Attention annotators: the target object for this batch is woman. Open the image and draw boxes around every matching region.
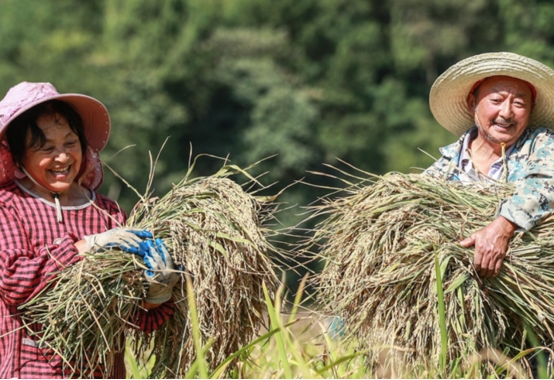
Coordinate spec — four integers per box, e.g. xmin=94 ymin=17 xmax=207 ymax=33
xmin=0 ymin=82 xmax=179 ymax=378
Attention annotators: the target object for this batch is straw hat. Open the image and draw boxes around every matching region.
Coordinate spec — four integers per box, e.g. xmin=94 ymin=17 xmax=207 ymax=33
xmin=429 ymin=52 xmax=554 ymax=136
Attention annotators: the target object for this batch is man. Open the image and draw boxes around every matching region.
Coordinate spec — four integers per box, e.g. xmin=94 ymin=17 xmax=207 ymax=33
xmin=426 ymin=52 xmax=554 ymax=278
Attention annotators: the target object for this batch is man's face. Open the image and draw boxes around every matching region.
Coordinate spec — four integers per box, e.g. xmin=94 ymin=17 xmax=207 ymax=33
xmin=467 ymin=76 xmax=534 ymax=147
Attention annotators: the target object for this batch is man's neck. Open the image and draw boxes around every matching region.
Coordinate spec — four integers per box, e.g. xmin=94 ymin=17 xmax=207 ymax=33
xmin=467 ymin=133 xmax=509 ymax=175
xmin=469 ymin=133 xmax=506 ymax=160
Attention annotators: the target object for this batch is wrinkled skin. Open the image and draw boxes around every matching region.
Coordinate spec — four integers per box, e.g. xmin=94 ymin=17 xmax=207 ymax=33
xmin=460 ymin=216 xmax=517 ymax=278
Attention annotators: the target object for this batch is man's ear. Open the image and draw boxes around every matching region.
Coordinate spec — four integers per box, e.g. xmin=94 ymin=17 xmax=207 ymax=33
xmin=467 ymin=93 xmax=477 ymax=115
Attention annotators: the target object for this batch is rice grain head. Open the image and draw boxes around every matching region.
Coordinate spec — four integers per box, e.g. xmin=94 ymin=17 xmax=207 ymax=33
xmin=310 ymin=172 xmax=554 ymax=376
xmin=21 ymin=168 xmax=283 ymax=378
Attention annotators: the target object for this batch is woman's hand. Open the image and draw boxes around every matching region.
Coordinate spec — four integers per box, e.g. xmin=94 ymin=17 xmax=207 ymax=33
xmin=137 ymin=238 xmax=180 ymax=304
xmin=83 ymin=228 xmax=153 ymax=253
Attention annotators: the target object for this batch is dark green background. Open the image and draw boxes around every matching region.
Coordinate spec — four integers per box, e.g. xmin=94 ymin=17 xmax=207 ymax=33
xmin=2 ymin=0 xmax=552 ymax=288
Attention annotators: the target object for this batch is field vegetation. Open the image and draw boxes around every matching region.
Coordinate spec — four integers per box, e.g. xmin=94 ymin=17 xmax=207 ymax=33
xmin=4 ymin=2 xmax=554 ymax=377
xmin=124 ymin=273 xmax=550 ymax=379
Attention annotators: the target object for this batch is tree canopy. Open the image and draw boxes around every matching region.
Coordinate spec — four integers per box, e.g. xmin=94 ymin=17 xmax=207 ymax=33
xmin=0 ymin=0 xmax=551 ymax=235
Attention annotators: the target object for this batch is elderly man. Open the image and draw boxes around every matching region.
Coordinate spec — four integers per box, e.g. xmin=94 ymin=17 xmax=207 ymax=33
xmin=425 ymin=52 xmax=554 ymax=279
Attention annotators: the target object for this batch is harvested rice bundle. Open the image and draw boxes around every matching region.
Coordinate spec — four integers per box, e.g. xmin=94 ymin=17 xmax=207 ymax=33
xmin=310 ymin=172 xmax=554 ymax=370
xmin=128 ymin=169 xmax=281 ymax=377
xmin=22 ymin=250 xmax=147 ymax=376
xmin=21 ymin=164 xmax=281 ymax=377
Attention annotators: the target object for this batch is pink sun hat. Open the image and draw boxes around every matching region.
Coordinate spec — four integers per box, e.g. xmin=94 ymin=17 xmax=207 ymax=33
xmin=0 ymin=82 xmax=111 ymax=190
xmin=0 ymin=82 xmax=110 ymax=151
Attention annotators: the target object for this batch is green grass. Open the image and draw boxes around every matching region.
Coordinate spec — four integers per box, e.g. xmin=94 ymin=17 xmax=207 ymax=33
xmin=124 ymin=277 xmax=550 ymax=379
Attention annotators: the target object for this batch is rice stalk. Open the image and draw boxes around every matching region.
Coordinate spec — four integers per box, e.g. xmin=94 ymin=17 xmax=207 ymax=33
xmin=309 ymin=171 xmax=554 ymax=375
xmin=22 ymin=250 xmax=146 ymax=376
xmin=21 ymin=162 xmax=282 ymax=378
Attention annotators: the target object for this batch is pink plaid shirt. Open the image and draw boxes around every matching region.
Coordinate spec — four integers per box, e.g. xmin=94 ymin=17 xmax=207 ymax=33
xmin=0 ymin=181 xmax=173 ymax=378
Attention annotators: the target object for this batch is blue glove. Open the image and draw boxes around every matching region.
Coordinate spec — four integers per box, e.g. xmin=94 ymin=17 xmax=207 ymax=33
xmin=134 ymin=238 xmax=180 ymax=304
xmin=84 ymin=228 xmax=153 ymax=253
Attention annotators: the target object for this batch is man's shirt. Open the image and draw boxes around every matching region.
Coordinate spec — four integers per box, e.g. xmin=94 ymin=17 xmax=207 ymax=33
xmin=457 ymin=127 xmax=517 ymax=184
xmin=425 ymin=127 xmax=554 ymax=231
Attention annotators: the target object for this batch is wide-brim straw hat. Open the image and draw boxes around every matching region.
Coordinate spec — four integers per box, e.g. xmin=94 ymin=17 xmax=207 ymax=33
xmin=0 ymin=82 xmax=110 ymax=152
xmin=429 ymin=52 xmax=554 ymax=136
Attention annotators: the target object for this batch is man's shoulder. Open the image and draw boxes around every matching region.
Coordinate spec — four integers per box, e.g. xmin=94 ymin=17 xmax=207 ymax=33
xmin=439 ymin=133 xmax=466 ymax=158
xmin=526 ymin=127 xmax=554 ymax=139
xmin=509 ymin=127 xmax=554 ymax=179
xmin=518 ymin=127 xmax=554 ymax=153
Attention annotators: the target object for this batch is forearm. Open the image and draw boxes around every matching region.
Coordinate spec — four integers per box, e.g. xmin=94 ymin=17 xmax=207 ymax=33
xmin=492 ymin=216 xmax=517 ymax=238
xmin=0 ymin=236 xmax=82 ymax=305
xmin=74 ymin=239 xmax=87 ymax=254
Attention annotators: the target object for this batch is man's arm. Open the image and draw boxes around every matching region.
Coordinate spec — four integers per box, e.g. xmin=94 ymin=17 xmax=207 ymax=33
xmin=461 ymin=128 xmax=554 ymax=277
xmin=498 ymin=129 xmax=554 ymax=229
xmin=459 ymin=216 xmax=517 ymax=277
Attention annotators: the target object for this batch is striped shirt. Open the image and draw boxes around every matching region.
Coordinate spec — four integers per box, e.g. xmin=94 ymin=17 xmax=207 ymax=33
xmin=0 ymin=180 xmax=173 ymax=378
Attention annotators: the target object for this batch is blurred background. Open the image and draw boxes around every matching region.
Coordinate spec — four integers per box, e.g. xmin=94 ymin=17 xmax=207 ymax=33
xmin=2 ymin=0 xmax=553 ymax=291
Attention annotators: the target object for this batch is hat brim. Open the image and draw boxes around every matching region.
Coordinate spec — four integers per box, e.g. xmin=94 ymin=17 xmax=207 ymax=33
xmin=0 ymin=93 xmax=110 ymax=152
xmin=429 ymin=52 xmax=554 ymax=136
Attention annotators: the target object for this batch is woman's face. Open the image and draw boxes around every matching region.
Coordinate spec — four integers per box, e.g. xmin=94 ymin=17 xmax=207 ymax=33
xmin=21 ymin=113 xmax=83 ymax=196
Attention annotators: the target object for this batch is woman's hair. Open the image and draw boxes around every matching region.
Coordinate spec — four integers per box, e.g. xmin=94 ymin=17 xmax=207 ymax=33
xmin=6 ymin=100 xmax=88 ymax=167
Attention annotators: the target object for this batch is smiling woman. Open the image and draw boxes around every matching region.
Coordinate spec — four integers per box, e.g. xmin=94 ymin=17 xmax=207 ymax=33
xmin=6 ymin=101 xmax=88 ymax=210
xmin=0 ymin=82 xmax=179 ymax=379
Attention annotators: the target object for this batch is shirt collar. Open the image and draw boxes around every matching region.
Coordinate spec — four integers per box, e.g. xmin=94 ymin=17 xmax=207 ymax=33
xmin=439 ymin=126 xmax=533 ymax=160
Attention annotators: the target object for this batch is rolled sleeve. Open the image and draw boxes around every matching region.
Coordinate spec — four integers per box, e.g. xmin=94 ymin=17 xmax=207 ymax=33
xmin=133 ymin=300 xmax=174 ymax=334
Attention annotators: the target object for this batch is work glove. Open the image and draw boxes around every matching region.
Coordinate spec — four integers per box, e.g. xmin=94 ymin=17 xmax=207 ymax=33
xmin=135 ymin=238 xmax=180 ymax=304
xmin=83 ymin=228 xmax=153 ymax=254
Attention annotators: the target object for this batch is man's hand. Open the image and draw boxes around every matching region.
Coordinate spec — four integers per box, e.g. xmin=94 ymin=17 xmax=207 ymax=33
xmin=459 ymin=216 xmax=517 ymax=278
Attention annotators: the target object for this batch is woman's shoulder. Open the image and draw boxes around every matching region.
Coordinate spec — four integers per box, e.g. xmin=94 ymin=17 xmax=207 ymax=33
xmin=0 ymin=180 xmax=24 ymax=204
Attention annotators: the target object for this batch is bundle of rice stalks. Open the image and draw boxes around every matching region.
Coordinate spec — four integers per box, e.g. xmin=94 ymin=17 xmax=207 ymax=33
xmin=22 ymin=251 xmax=147 ymax=376
xmin=21 ymin=162 xmax=282 ymax=377
xmin=309 ymin=171 xmax=554 ymax=372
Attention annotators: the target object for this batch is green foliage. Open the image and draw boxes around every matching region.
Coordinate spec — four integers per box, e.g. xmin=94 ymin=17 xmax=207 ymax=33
xmin=3 ymin=0 xmax=554 ymax=288
xmin=124 ymin=275 xmax=543 ymax=379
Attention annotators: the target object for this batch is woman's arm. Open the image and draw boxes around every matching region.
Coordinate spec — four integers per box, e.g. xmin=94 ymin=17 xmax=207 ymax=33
xmin=0 ymin=205 xmax=82 ymax=306
xmin=133 ymin=300 xmax=175 ymax=334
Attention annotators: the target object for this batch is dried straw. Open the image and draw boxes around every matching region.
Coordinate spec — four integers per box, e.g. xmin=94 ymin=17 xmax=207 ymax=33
xmin=128 ymin=168 xmax=281 ymax=377
xmin=309 ymin=171 xmax=554 ymax=371
xmin=21 ymin=163 xmax=282 ymax=378
xmin=22 ymin=250 xmax=146 ymax=376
